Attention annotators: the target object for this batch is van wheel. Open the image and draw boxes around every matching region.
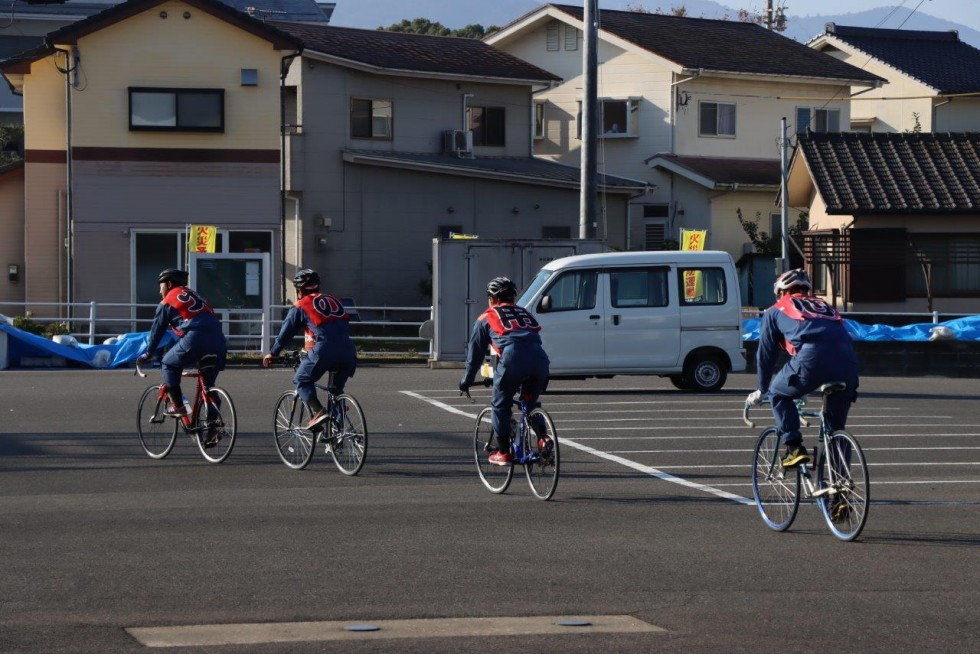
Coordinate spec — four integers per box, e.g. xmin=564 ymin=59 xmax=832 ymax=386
xmin=685 ymin=355 xmax=727 ymax=392
xmin=669 ymin=375 xmax=690 ymax=390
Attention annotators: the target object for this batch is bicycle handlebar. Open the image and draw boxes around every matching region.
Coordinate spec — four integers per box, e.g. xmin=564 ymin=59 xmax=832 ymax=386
xmin=742 ymin=398 xmax=810 ymax=429
xmin=459 ymin=378 xmax=492 ymax=403
xmin=135 ymin=358 xmax=148 ymax=378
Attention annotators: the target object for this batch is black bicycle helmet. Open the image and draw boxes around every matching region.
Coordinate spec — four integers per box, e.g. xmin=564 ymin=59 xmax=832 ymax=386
xmin=486 ymin=276 xmax=517 ymax=299
xmin=293 ymin=268 xmax=321 ymax=291
xmin=158 ymin=268 xmax=188 ymax=286
xmin=773 ymin=268 xmax=812 ymax=295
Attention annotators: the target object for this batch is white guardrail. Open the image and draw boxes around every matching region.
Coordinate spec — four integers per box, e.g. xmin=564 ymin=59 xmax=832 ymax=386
xmin=0 ymin=301 xmax=434 ymax=358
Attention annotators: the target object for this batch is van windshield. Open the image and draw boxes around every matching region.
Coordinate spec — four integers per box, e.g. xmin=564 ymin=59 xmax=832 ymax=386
xmin=517 ymin=270 xmax=553 ymax=308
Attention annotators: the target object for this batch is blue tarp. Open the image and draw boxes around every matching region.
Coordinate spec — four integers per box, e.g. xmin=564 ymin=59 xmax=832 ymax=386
xmin=742 ymin=315 xmax=980 ymax=342
xmin=0 ymin=323 xmax=175 ymax=369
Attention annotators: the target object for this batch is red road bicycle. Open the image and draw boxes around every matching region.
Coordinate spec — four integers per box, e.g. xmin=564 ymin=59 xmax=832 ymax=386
xmin=135 ymin=355 xmax=237 ymax=463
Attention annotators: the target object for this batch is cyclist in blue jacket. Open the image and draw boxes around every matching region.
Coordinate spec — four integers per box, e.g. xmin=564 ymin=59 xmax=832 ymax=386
xmin=747 ymin=268 xmax=859 ymax=468
xmin=138 ymin=268 xmax=227 ymax=429
xmin=262 ymin=269 xmax=357 ymax=430
xmin=460 ymin=277 xmax=550 ymax=465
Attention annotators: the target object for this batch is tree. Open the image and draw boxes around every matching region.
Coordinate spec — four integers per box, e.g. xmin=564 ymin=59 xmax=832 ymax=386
xmin=0 ymin=124 xmax=23 ymax=165
xmin=379 ymin=18 xmax=499 ymax=39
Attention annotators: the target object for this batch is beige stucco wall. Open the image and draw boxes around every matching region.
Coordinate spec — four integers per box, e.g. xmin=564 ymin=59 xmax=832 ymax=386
xmin=816 ymin=40 xmax=980 ymax=134
xmin=0 ymin=166 xmax=25 ymax=304
xmin=62 ymin=1 xmax=283 ymax=150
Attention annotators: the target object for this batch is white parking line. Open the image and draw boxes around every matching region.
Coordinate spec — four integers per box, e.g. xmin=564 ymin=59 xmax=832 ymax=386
xmin=400 ymin=390 xmax=754 ymax=505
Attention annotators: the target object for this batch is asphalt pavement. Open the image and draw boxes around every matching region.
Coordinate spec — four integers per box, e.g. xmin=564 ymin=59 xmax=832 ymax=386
xmin=1 ymin=365 xmax=979 ymax=652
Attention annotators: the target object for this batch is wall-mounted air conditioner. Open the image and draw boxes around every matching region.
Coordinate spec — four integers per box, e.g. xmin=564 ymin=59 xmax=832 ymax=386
xmin=443 ymin=129 xmax=473 ymax=157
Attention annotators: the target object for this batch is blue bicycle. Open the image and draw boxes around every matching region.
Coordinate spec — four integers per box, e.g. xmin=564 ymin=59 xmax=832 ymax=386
xmin=744 ymin=381 xmax=870 ymax=542
xmin=463 ymin=381 xmax=559 ymax=501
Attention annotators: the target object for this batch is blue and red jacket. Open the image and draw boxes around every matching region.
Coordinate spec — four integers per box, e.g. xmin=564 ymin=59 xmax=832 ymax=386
xmin=463 ymin=303 xmax=545 ymax=384
xmin=270 ymin=292 xmax=353 ymax=356
xmin=146 ymin=286 xmax=222 ymax=353
xmin=757 ymin=293 xmax=854 ymax=391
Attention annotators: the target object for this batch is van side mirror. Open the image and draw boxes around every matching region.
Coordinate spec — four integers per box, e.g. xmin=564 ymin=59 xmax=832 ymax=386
xmin=538 ymin=295 xmax=552 ymax=313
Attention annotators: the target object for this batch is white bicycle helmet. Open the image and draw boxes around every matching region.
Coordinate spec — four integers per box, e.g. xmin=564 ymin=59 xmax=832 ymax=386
xmin=773 ymin=268 xmax=812 ymax=295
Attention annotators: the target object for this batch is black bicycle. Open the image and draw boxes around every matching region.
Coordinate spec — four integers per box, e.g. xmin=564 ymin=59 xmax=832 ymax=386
xmin=744 ymin=381 xmax=869 ymax=541
xmin=272 ymin=350 xmax=367 ymax=474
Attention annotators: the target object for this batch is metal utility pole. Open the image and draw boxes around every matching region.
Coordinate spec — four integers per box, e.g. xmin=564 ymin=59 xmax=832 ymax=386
xmin=579 ymin=0 xmax=598 ymax=239
xmin=778 ymin=116 xmax=790 ymax=273
xmin=765 ymin=0 xmax=773 ymax=30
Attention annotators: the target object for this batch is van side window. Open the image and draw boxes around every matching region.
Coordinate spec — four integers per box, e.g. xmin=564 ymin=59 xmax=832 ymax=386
xmin=610 ymin=268 xmax=668 ymax=308
xmin=544 ymin=270 xmax=597 ymax=311
xmin=678 ymin=267 xmax=727 ymax=305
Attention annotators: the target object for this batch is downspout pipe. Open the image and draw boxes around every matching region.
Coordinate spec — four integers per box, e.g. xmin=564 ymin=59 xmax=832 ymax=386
xmin=280 ymin=50 xmax=301 ymax=304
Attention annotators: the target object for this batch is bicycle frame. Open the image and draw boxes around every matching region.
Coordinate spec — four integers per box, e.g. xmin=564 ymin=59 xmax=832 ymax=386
xmin=135 ymin=361 xmax=209 ymax=434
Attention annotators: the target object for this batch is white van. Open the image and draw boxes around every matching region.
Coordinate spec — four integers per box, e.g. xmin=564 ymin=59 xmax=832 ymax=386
xmin=517 ymin=250 xmax=745 ymax=391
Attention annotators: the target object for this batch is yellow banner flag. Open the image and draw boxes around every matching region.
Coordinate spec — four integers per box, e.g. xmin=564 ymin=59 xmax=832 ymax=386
xmin=190 ymin=225 xmax=217 ymax=253
xmin=680 ymin=229 xmax=707 ymax=301
xmin=680 ymin=229 xmax=707 ymax=251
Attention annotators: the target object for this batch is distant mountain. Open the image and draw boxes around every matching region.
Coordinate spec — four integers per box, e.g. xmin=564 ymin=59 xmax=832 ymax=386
xmin=330 ymin=1 xmax=980 ymax=49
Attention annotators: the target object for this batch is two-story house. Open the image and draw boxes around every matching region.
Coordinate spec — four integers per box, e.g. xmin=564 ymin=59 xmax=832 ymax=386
xmin=809 ymin=24 xmax=980 ymax=134
xmin=1 ymin=0 xmax=304 ymax=321
xmin=486 ymin=4 xmax=882 ymax=261
xmin=269 ymin=22 xmax=647 ymax=306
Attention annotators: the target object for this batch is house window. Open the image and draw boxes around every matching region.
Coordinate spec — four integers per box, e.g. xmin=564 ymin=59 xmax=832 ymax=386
xmin=542 ymin=225 xmax=571 ymax=239
xmin=795 ymin=107 xmax=840 ymax=134
xmin=546 ymin=22 xmax=560 ymax=51
xmin=576 ymin=99 xmax=640 ymax=138
xmin=467 ymin=106 xmax=505 ymax=147
xmin=643 ymin=204 xmax=669 ymax=251
xmin=698 ymin=101 xmax=736 ymax=137
xmin=351 ymin=98 xmax=393 ymax=139
xmin=129 ymin=88 xmax=224 ymax=132
xmin=534 ymin=101 xmax=547 ymax=140
xmin=906 ymin=234 xmax=980 ymax=297
xmin=564 ymin=25 xmax=580 ymax=50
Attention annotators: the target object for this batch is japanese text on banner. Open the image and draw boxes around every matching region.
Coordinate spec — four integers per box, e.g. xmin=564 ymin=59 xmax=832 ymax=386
xmin=680 ymin=229 xmax=707 ymax=301
xmin=190 ymin=225 xmax=217 ymax=253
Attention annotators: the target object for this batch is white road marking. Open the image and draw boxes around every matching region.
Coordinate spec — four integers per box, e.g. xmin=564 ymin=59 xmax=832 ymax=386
xmin=401 ymin=391 xmax=753 ymax=505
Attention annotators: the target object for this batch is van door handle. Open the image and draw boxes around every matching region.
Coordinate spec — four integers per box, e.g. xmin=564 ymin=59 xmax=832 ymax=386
xmin=611 ymin=314 xmax=620 ymax=326
xmin=589 ymin=314 xmax=600 ymax=320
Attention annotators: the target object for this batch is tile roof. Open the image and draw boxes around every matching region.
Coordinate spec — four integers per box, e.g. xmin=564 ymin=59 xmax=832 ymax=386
xmin=821 ymin=24 xmax=980 ymax=94
xmin=5 ymin=1 xmax=112 ymax=19
xmin=797 ymin=132 xmax=980 ymax=215
xmin=272 ymin=22 xmax=561 ymax=83
xmin=548 ymin=4 xmax=881 ymax=84
xmin=648 ymin=154 xmax=780 ymax=188
xmin=342 ymin=150 xmax=648 ymax=192
xmin=8 ymin=0 xmax=327 ymax=22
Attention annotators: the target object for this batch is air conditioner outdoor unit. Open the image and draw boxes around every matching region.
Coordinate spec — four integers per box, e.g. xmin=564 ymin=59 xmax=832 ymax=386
xmin=443 ymin=129 xmax=473 ymax=156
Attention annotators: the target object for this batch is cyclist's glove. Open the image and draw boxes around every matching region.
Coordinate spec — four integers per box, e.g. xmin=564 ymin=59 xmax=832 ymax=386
xmin=746 ymin=389 xmax=764 ymax=406
xmin=137 ymin=353 xmax=151 ymax=365
xmin=458 ymin=378 xmax=472 ymax=393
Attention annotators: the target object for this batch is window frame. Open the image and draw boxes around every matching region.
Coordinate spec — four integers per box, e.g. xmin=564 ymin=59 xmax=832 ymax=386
xmin=698 ymin=100 xmax=736 ymax=138
xmin=795 ymin=106 xmax=841 ymax=134
xmin=541 ymin=269 xmax=598 ymax=312
xmin=467 ymin=105 xmax=506 ymax=147
xmin=534 ymin=101 xmax=547 ymax=140
xmin=677 ymin=266 xmax=729 ymax=306
xmin=576 ymin=98 xmax=640 ymax=139
xmin=128 ymin=87 xmax=225 ymax=133
xmin=610 ymin=267 xmax=670 ymax=308
xmin=350 ymin=97 xmax=394 ymax=141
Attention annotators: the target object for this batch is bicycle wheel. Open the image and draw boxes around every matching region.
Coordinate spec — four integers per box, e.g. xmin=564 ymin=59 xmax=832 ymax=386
xmin=817 ymin=430 xmax=870 ymax=542
xmin=525 ymin=408 xmax=559 ymax=500
xmin=752 ymin=427 xmax=800 ymax=531
xmin=473 ymin=407 xmax=513 ymax=494
xmin=195 ymin=387 xmax=237 ymax=464
xmin=274 ymin=391 xmax=316 ymax=470
xmin=137 ymin=384 xmax=178 ymax=459
xmin=328 ymin=394 xmax=368 ymax=476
